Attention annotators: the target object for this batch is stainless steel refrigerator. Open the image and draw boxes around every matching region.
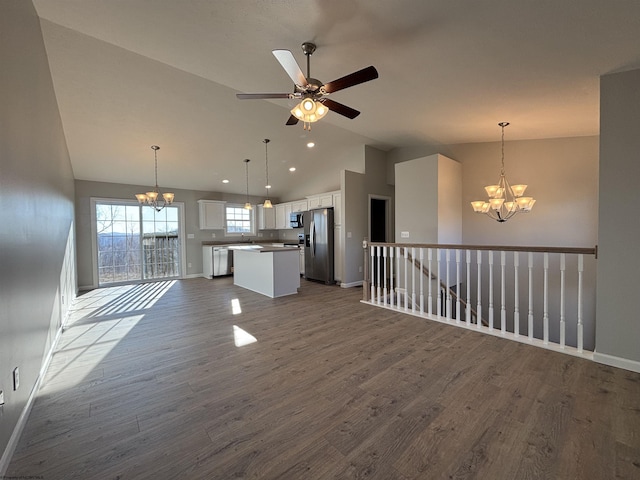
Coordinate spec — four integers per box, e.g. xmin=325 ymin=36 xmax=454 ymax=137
xmin=303 ymin=207 xmax=334 ymax=284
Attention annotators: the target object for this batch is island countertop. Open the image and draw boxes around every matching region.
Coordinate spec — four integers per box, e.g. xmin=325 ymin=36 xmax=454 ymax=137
xmin=228 ymin=245 xmax=299 ymax=253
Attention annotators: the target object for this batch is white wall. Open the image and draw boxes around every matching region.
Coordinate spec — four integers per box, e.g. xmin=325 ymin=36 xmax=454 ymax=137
xmin=595 ymin=67 xmax=640 ymax=368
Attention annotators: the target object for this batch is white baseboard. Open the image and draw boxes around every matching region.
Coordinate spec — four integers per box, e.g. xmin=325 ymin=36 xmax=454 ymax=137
xmin=0 ymin=326 xmax=63 ymax=476
xmin=593 ymin=351 xmax=640 ymax=373
xmin=340 ymin=280 xmax=363 ymax=288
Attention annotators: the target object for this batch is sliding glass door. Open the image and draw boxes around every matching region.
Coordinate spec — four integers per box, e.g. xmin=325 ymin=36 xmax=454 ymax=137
xmin=94 ymin=200 xmax=181 ymax=286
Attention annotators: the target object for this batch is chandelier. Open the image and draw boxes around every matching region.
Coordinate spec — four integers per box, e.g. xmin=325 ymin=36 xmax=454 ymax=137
xmin=243 ymin=159 xmax=252 ymax=210
xmin=262 ymin=139 xmax=273 ymax=208
xmin=470 ymin=122 xmax=536 ymax=222
xmin=290 ymin=98 xmax=328 ymax=131
xmin=135 ymin=145 xmax=175 ymax=212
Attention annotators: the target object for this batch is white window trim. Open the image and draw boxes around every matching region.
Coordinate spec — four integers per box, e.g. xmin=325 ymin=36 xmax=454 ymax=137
xmin=224 ymin=203 xmax=256 ymax=237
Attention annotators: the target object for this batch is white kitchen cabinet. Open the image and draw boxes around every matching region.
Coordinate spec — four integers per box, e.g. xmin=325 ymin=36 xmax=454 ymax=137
xmin=290 ymin=200 xmax=308 ymax=213
xmin=257 ymin=205 xmax=276 ymax=230
xmin=306 ymin=193 xmax=334 ymax=209
xmin=275 ymin=202 xmax=292 ymax=229
xmin=198 ymin=200 xmax=226 ymax=230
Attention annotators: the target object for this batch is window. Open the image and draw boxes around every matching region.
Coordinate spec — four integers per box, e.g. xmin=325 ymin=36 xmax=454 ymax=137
xmin=225 ymin=204 xmax=255 ymax=236
xmin=93 ymin=200 xmax=183 ymax=286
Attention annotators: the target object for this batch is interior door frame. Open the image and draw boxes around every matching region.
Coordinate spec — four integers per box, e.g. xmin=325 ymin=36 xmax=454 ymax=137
xmin=368 ymin=194 xmax=392 ymax=243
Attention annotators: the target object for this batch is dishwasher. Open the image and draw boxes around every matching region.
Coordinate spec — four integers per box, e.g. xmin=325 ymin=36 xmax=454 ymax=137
xmin=202 ymin=246 xmax=233 ymax=278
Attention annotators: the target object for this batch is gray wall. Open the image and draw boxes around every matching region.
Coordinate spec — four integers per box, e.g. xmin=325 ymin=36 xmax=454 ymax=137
xmin=596 ymin=68 xmax=640 ymax=366
xmin=388 ymin=135 xmax=599 ymax=248
xmin=0 ymin=0 xmax=76 ymax=467
xmin=75 ymin=180 xmax=277 ymax=289
xmin=342 ymin=146 xmax=395 ymax=286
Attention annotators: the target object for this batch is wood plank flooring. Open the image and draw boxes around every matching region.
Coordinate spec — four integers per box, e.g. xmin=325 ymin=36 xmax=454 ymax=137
xmin=7 ymin=277 xmax=640 ymax=479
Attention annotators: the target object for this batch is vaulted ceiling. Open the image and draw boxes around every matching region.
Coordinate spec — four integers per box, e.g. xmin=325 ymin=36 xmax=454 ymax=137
xmin=33 ymin=0 xmax=640 ymax=198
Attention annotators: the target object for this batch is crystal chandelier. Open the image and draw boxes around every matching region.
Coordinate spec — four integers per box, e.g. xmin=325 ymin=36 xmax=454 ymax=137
xmin=262 ymin=139 xmax=273 ymax=208
xmin=243 ymin=159 xmax=252 ymax=210
xmin=135 ymin=145 xmax=175 ymax=212
xmin=471 ymin=122 xmax=536 ymax=222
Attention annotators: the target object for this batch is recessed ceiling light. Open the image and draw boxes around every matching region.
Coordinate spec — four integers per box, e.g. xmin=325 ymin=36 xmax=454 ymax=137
xmin=307 ymin=142 xmax=315 ymax=148
xmin=289 ymin=167 xmax=296 ymax=172
xmin=222 ymin=179 xmax=229 ymax=183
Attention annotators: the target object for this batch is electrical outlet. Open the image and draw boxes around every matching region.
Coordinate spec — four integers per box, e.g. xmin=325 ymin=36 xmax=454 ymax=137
xmin=188 ymin=262 xmax=192 ymax=268
xmin=211 ymin=233 xmax=216 ymax=238
xmin=401 ymin=231 xmax=410 ymax=238
xmin=187 ymin=233 xmax=195 ymax=239
xmin=13 ymin=367 xmax=19 ymax=391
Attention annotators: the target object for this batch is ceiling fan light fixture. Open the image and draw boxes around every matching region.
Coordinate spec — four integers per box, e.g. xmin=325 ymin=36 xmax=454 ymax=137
xmin=291 ymin=98 xmax=328 ymax=130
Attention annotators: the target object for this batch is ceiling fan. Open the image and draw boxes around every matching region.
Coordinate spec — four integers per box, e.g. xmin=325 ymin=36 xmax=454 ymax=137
xmin=236 ymin=42 xmax=378 ymax=129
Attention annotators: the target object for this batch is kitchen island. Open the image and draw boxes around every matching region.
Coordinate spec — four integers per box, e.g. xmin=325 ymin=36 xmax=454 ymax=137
xmin=230 ymin=245 xmax=300 ymax=298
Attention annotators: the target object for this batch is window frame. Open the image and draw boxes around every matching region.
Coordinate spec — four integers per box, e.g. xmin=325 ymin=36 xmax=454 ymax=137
xmin=224 ymin=203 xmax=256 ymax=237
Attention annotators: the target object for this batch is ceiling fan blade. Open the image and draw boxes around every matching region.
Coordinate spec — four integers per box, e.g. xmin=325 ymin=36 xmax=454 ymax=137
xmin=323 ymin=66 xmax=379 ymax=94
xmin=322 ymin=99 xmax=360 ymax=119
xmin=286 ymin=115 xmax=299 ymax=126
xmin=236 ymin=93 xmax=292 ymax=99
xmin=273 ymin=49 xmax=307 ymax=86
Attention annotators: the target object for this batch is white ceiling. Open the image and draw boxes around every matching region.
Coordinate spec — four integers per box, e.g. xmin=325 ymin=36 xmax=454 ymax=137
xmin=33 ymin=0 xmax=640 ymax=198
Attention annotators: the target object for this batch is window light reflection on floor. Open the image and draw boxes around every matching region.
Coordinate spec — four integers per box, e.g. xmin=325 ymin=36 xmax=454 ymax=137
xmin=231 ymin=298 xmax=242 ymax=315
xmin=233 ymin=325 xmax=257 ymax=347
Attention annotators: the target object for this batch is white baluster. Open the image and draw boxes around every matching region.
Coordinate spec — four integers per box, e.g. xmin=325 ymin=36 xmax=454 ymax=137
xmin=446 ymin=249 xmax=451 ymax=320
xmin=476 ymin=250 xmax=482 ymax=329
xmin=428 ymin=248 xmax=433 ymax=316
xmin=370 ymin=245 xmax=375 ymax=302
xmin=382 ymin=246 xmax=388 ymax=305
xmin=577 ymin=254 xmax=584 ymax=353
xmin=560 ymin=253 xmax=566 ymax=348
xmin=456 ymin=250 xmax=461 ymax=323
xmin=500 ymin=251 xmax=506 ymax=335
xmin=389 ymin=247 xmax=396 ymax=307
xmin=411 ymin=247 xmax=416 ymax=312
xmin=436 ymin=249 xmax=442 ymax=317
xmin=543 ymin=253 xmax=549 ymax=345
xmin=466 ymin=250 xmax=471 ymax=325
xmin=376 ymin=246 xmax=381 ymax=304
xmin=528 ymin=252 xmax=534 ymax=340
xmin=514 ymin=251 xmax=520 ymax=337
xmin=419 ymin=248 xmax=425 ymax=314
xmin=396 ymin=247 xmax=402 ymax=307
xmin=404 ymin=247 xmax=409 ymax=311
xmin=488 ymin=251 xmax=494 ymax=330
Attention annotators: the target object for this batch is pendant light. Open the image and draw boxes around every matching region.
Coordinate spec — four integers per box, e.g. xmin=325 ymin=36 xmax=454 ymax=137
xmin=470 ymin=122 xmax=536 ymax=222
xmin=262 ymin=139 xmax=273 ymax=208
xmin=243 ymin=159 xmax=252 ymax=210
xmin=135 ymin=145 xmax=175 ymax=211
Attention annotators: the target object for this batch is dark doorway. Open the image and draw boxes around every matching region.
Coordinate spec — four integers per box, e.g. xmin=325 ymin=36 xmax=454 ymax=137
xmin=370 ymin=198 xmax=387 ymax=242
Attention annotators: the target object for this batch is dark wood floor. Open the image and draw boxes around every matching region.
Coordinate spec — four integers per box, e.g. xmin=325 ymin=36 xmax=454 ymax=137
xmin=7 ymin=277 xmax=640 ymax=479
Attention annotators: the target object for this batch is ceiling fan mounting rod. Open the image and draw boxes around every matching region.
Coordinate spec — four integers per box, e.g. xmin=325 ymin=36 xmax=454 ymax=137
xmin=301 ymin=42 xmax=316 ymax=80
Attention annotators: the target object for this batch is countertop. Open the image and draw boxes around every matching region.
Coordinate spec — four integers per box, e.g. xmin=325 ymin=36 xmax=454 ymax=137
xmin=228 ymin=245 xmax=300 ymax=253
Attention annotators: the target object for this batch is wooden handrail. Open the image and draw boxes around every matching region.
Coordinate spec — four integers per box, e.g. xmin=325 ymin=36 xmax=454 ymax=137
xmin=368 ymin=242 xmax=597 ymax=257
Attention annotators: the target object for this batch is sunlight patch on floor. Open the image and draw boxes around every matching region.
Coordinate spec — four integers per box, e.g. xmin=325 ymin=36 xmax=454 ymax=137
xmin=233 ymin=325 xmax=257 ymax=347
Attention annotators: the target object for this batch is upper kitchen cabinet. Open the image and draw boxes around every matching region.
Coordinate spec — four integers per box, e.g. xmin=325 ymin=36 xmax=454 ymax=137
xmin=275 ymin=202 xmax=292 ymax=229
xmin=306 ymin=193 xmax=334 ymax=209
xmin=198 ymin=200 xmax=226 ymax=230
xmin=290 ymin=200 xmax=308 ymax=213
xmin=257 ymin=204 xmax=276 ymax=230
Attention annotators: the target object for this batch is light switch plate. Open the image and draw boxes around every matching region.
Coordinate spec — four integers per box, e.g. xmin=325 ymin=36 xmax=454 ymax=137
xmin=401 ymin=231 xmax=410 ymax=238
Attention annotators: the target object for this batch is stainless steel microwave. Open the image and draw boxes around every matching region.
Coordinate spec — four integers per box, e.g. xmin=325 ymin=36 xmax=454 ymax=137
xmin=290 ymin=212 xmax=304 ymax=228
